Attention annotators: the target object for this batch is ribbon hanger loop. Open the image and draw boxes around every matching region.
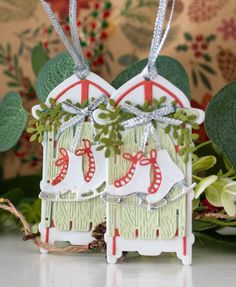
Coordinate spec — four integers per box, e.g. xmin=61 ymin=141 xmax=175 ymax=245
xmin=40 ymin=0 xmax=89 ymax=79
xmin=142 ymin=0 xmax=176 ymax=80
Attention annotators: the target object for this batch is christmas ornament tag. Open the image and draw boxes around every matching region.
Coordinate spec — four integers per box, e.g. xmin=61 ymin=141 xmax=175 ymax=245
xmin=94 ymin=0 xmax=205 ymax=264
xmin=32 ymin=0 xmax=115 ymax=248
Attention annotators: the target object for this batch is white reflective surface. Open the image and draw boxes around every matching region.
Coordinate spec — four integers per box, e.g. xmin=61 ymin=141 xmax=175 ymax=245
xmin=0 ymin=233 xmax=235 ymax=287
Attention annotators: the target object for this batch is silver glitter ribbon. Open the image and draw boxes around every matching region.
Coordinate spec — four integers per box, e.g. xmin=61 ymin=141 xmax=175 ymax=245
xmin=121 ymin=103 xmax=182 ymax=151
xmin=143 ymin=0 xmax=176 ymax=79
xmin=41 ymin=0 xmax=89 ymax=79
xmin=59 ymin=94 xmax=108 ymax=152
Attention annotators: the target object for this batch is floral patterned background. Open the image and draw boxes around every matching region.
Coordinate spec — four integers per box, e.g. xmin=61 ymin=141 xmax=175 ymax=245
xmin=0 ymin=0 xmax=236 ymax=178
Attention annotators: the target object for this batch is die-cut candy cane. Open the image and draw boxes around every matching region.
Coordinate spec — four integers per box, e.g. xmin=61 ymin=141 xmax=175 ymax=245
xmin=58 ymin=94 xmax=108 ymax=153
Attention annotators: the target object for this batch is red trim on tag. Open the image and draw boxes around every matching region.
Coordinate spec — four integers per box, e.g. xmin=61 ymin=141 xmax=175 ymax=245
xmin=112 ymin=236 xmax=116 ymax=256
xmin=45 ymin=227 xmax=49 ymax=244
xmin=144 ymin=80 xmax=153 ymax=104
xmin=81 ymin=80 xmax=89 ymax=103
xmin=115 ymin=228 xmax=120 ymax=237
xmin=115 ymin=80 xmax=184 ymax=107
xmin=54 ymin=79 xmax=111 ymax=103
xmin=183 ymin=236 xmax=187 ymax=256
xmin=175 ymin=145 xmax=180 ymax=153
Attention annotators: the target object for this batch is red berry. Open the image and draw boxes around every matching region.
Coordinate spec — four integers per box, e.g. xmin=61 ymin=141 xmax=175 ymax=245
xmin=92 ymin=60 xmax=98 ymax=67
xmin=103 ymin=10 xmax=110 ymax=18
xmin=90 ymin=37 xmax=95 ymax=43
xmin=195 ymin=51 xmax=202 ymax=58
xmin=97 ymin=55 xmax=104 ymax=65
xmin=192 ymin=43 xmax=198 ymax=50
xmin=94 ymin=2 xmax=100 ymax=9
xmin=90 ymin=21 xmax=96 ymax=29
xmin=100 ymin=31 xmax=107 ymax=40
xmin=64 ymin=24 xmax=70 ymax=32
xmin=196 ymin=35 xmax=203 ymax=41
xmin=77 ymin=21 xmax=81 ymax=27
xmin=43 ymin=42 xmax=48 ymax=49
xmin=201 ymin=43 xmax=208 ymax=50
xmin=86 ymin=51 xmax=92 ymax=58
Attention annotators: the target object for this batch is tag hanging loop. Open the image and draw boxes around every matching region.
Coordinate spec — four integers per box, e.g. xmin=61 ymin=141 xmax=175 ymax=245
xmin=41 ymin=0 xmax=89 ymax=79
xmin=142 ymin=0 xmax=176 ymax=80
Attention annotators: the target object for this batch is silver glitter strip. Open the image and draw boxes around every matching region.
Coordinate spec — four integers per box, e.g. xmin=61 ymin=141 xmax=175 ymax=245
xmin=59 ymin=95 xmax=108 ymax=151
xmin=71 ymin=118 xmax=85 ymax=153
xmin=121 ymin=104 xmax=182 ymax=128
xmin=40 ymin=0 xmax=89 ymax=79
xmin=61 ymin=102 xmax=82 ymax=114
xmin=69 ymin=0 xmax=89 ymax=78
xmin=120 ymin=103 xmax=182 ymax=151
xmin=142 ymin=0 xmax=176 ymax=79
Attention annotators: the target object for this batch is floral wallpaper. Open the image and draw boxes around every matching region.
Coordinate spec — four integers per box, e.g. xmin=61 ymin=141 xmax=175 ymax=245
xmin=0 ymin=0 xmax=235 ymax=178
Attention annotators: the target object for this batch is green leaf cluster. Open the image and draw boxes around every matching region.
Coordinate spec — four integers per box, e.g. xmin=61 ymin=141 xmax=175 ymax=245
xmin=27 ymin=98 xmax=88 ymax=143
xmin=94 ymin=99 xmax=124 ymax=157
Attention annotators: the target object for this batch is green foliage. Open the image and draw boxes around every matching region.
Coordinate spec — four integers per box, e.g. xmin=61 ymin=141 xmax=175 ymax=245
xmin=36 ymin=53 xmax=74 ymax=102
xmin=0 ymin=92 xmax=28 ymax=152
xmin=27 ymin=98 xmax=88 ymax=143
xmin=192 ymin=141 xmax=236 ymax=217
xmin=95 ymin=97 xmax=199 ymax=159
xmin=31 ymin=43 xmax=49 ymax=76
xmin=205 ymin=81 xmax=236 ymax=169
xmin=94 ymin=99 xmax=124 ymax=157
xmin=163 ymin=101 xmax=200 ymax=163
xmin=19 ymin=199 xmax=41 ymax=224
xmin=0 ymin=175 xmax=41 ymax=200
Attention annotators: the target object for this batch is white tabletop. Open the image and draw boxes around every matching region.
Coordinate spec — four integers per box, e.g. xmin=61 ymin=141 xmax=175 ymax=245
xmin=0 ymin=233 xmax=235 ymax=287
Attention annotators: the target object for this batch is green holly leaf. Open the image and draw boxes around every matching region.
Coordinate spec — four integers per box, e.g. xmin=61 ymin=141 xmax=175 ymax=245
xmin=205 ymin=81 xmax=236 ymax=168
xmin=31 ymin=43 xmax=49 ymax=76
xmin=184 ymin=32 xmax=193 ymax=41
xmin=111 ymin=56 xmax=191 ymax=99
xmin=199 ymin=70 xmax=212 ymax=90
xmin=0 ymin=92 xmax=28 ymax=152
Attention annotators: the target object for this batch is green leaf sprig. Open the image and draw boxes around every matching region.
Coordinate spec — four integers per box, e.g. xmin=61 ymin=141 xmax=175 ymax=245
xmin=27 ymin=98 xmax=88 ymax=143
xmin=94 ymin=96 xmax=200 ymax=159
xmin=165 ymin=103 xmax=200 ymax=163
xmin=94 ymin=99 xmax=124 ymax=157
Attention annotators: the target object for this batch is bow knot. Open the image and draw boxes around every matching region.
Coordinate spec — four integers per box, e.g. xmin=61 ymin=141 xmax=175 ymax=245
xmin=140 ymin=150 xmax=157 ymax=166
xmin=55 ymin=148 xmax=69 ymax=167
xmin=123 ymin=151 xmax=143 ymax=163
xmin=75 ymin=139 xmax=91 ymax=156
xmin=58 ymin=94 xmax=108 ymax=153
xmin=120 ymin=103 xmax=183 ymax=151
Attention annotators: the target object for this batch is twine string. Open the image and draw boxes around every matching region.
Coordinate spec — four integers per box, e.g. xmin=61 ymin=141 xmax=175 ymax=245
xmin=0 ymin=198 xmax=105 ymax=254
